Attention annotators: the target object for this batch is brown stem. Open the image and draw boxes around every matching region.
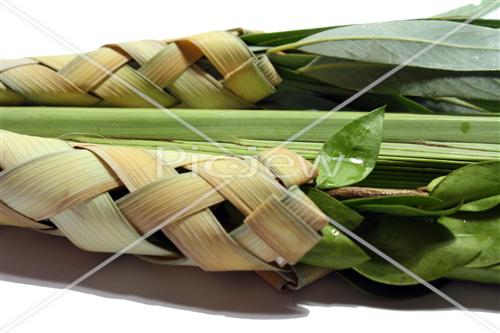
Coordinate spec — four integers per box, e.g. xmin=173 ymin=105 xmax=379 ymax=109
xmin=327 ymin=186 xmax=428 ymax=200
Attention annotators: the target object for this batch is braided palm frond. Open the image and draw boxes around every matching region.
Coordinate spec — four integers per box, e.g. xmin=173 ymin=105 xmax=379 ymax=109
xmin=0 ymin=130 xmax=332 ymax=289
xmin=0 ymin=31 xmax=281 ymax=109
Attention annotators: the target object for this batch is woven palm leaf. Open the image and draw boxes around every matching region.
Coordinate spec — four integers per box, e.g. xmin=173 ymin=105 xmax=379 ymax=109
xmin=0 ymin=31 xmax=280 ymax=108
xmin=0 ymin=130 xmax=332 ymax=289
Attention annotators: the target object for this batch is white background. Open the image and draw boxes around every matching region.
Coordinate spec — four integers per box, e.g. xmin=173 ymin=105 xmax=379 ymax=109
xmin=1 ymin=1 xmax=499 ymax=333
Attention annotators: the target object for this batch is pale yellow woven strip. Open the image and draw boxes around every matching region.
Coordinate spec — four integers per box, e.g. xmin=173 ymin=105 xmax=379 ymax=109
xmin=245 ymin=194 xmax=322 ymax=265
xmin=0 ymin=31 xmax=281 ymax=108
xmin=1 ymin=64 xmax=100 ymax=106
xmin=1 ymin=130 xmax=327 ymax=276
xmin=52 ymin=194 xmax=175 ymax=256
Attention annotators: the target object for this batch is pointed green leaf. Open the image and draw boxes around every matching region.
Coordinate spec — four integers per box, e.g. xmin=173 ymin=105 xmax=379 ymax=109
xmin=354 ymin=216 xmax=480 ymax=285
xmin=438 ymin=208 xmax=500 ymax=268
xmin=307 ymin=188 xmax=363 ymax=230
xmin=415 ymin=97 xmax=494 ymax=115
xmin=431 ymin=161 xmax=500 ymax=208
xmin=464 ymin=98 xmax=500 ymax=112
xmin=300 ymin=225 xmax=369 ymax=270
xmin=446 ymin=265 xmax=500 ymax=284
xmin=427 ymin=176 xmax=446 ymax=192
xmin=300 ymin=57 xmax=500 ymax=101
xmin=460 ymin=194 xmax=500 ymax=212
xmin=295 ymin=20 xmax=500 ymax=72
xmin=315 ymin=107 xmax=385 ymax=189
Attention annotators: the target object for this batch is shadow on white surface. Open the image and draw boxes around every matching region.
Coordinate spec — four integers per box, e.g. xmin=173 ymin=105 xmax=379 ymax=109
xmin=1 ymin=226 xmax=499 ymax=318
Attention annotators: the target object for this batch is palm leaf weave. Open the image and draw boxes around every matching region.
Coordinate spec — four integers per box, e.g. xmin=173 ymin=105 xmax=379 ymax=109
xmin=0 ymin=31 xmax=280 ymax=108
xmin=0 ymin=130 xmax=332 ymax=289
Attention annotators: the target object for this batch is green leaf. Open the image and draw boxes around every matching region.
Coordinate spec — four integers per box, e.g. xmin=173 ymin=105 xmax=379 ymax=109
xmin=300 ymin=57 xmax=500 ymax=101
xmin=446 ymin=265 xmax=500 ymax=284
xmin=276 ymin=69 xmax=434 ymax=113
xmin=414 ymin=97 xmax=494 ymax=115
xmin=451 ymin=18 xmax=500 ymax=29
xmin=240 ymin=26 xmax=334 ymax=46
xmin=460 ymin=194 xmax=500 ymax=212
xmin=307 ymin=188 xmax=363 ymax=230
xmin=343 ymin=195 xmax=443 ymax=208
xmin=463 ymin=98 xmax=500 ymax=113
xmin=349 ymin=203 xmax=460 ymax=217
xmin=300 ymin=225 xmax=369 ymax=270
xmin=382 ymin=95 xmax=434 ymax=114
xmin=354 ymin=216 xmax=480 ymax=285
xmin=427 ymin=176 xmax=446 ymax=192
xmin=431 ymin=161 xmax=500 ymax=208
xmin=438 ymin=208 xmax=500 ymax=268
xmin=337 ymin=269 xmax=449 ymax=298
xmin=268 ymin=54 xmax=317 ymax=70
xmin=315 ymin=107 xmax=385 ymax=189
xmin=294 ymin=20 xmax=500 ymax=72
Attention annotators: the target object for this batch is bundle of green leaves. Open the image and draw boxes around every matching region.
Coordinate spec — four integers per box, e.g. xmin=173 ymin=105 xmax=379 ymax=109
xmin=300 ymin=107 xmax=500 ymax=296
xmin=242 ymin=1 xmax=500 ymax=115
